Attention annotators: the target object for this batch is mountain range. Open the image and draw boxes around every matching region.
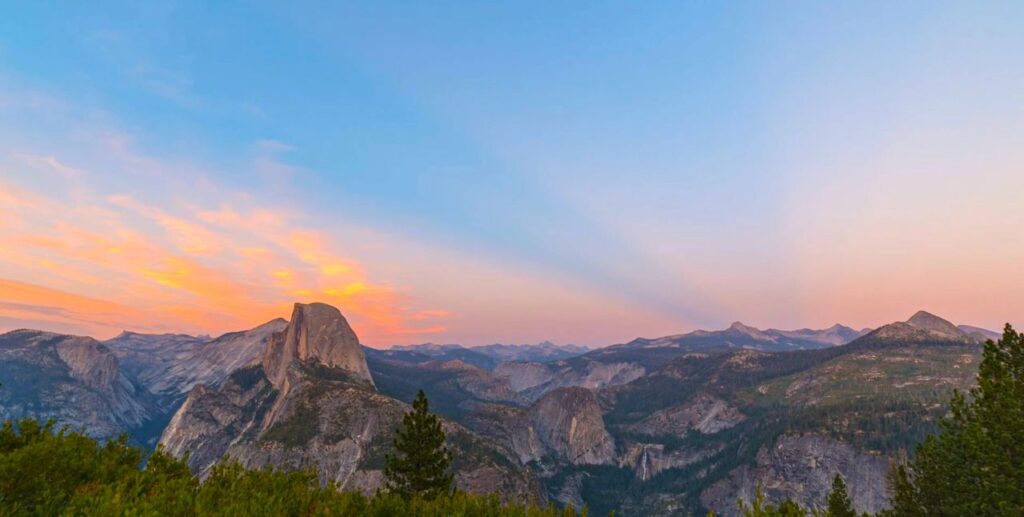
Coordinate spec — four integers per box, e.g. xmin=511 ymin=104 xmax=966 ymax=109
xmin=0 ymin=306 xmax=1004 ymax=515
xmin=372 ymin=341 xmax=591 ymax=371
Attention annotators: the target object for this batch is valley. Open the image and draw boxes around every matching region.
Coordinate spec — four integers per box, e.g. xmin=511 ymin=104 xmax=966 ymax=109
xmin=0 ymin=305 xmax=996 ymax=515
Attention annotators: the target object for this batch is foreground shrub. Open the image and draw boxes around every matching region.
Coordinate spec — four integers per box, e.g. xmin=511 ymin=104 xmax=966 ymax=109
xmin=0 ymin=418 xmax=579 ymax=516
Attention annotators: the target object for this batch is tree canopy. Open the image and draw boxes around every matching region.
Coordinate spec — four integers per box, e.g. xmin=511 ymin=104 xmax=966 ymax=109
xmin=888 ymin=324 xmax=1024 ymax=515
xmin=0 ymin=417 xmax=580 ymax=516
xmin=825 ymin=474 xmax=856 ymax=517
xmin=384 ymin=389 xmax=454 ymax=500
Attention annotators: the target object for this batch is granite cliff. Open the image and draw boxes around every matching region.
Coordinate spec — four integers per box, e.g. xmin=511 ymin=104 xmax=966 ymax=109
xmin=160 ymin=302 xmax=536 ymax=500
xmin=0 ymin=330 xmax=157 ymax=441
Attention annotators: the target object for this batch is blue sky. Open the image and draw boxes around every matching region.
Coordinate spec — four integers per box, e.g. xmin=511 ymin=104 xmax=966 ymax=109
xmin=1 ymin=2 xmax=1022 ymax=345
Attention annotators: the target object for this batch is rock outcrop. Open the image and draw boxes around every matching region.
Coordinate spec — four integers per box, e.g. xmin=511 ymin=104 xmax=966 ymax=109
xmin=857 ymin=311 xmax=979 ymax=346
xmin=106 ymin=319 xmax=286 ymax=407
xmin=160 ymin=302 xmax=536 ymax=501
xmin=619 ymin=441 xmax=719 ymax=481
xmin=518 ymin=360 xmax=646 ymax=400
xmin=174 ymin=319 xmax=287 ymax=393
xmin=494 ymin=361 xmax=557 ymax=392
xmin=700 ymin=434 xmax=890 ymax=516
xmin=906 ymin=310 xmax=969 ymax=340
xmin=104 ymin=332 xmax=207 ymax=398
xmin=466 ymin=387 xmax=615 ymax=466
xmin=262 ymin=303 xmax=373 ymax=388
xmin=0 ymin=330 xmax=157 ymax=441
xmin=529 ymin=387 xmax=616 ymax=465
xmin=626 ymin=393 xmax=744 ymax=436
xmin=55 ymin=337 xmax=122 ymax=392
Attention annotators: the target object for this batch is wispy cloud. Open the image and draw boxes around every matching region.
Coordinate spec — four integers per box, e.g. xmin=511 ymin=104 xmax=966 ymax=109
xmin=0 ymin=141 xmax=450 ymax=343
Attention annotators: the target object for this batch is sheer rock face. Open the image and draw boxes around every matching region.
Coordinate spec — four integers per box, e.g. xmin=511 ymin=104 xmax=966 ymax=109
xmin=700 ymin=434 xmax=890 ymax=516
xmin=528 ymin=387 xmax=615 ymax=465
xmin=0 ymin=330 xmax=156 ymax=441
xmin=619 ymin=442 xmax=719 ymax=481
xmin=55 ymin=337 xmax=121 ymax=392
xmin=161 ymin=303 xmax=537 ymax=502
xmin=161 ymin=363 xmax=537 ymax=501
xmin=262 ymin=303 xmax=373 ymax=389
xmin=465 ymin=387 xmax=616 ymax=466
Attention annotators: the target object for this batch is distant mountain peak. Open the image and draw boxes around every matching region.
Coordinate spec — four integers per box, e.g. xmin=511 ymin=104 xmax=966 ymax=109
xmin=907 ymin=310 xmax=946 ymax=325
xmin=905 ymin=310 xmax=965 ymax=338
xmin=856 ymin=310 xmax=976 ymax=345
xmin=726 ymin=321 xmax=771 ymax=340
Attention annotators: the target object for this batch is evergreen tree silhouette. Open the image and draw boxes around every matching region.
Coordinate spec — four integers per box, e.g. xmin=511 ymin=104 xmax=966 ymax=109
xmin=826 ymin=474 xmax=856 ymax=517
xmin=384 ymin=390 xmax=453 ymax=499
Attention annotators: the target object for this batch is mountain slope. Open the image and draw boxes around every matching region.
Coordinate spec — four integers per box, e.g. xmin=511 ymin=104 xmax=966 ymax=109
xmin=160 ymin=302 xmax=537 ymax=500
xmin=368 ymin=355 xmax=525 ymax=420
xmin=105 ymin=319 xmax=286 ymax=408
xmin=495 ymin=322 xmax=867 ymax=401
xmin=853 ymin=311 xmax=981 ymax=347
xmin=526 ymin=311 xmax=987 ymax=516
xmin=104 ymin=332 xmax=207 ymax=397
xmin=377 ymin=341 xmax=591 ymax=370
xmin=473 ymin=342 xmax=591 ymax=363
xmin=620 ymin=321 xmax=867 ymax=353
xmin=0 ymin=330 xmax=159 ymax=443
xmin=368 ymin=344 xmax=499 ymax=371
xmin=465 ymin=387 xmax=615 ymax=467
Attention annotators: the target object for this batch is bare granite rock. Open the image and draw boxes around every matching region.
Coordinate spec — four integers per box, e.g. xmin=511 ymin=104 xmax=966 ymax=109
xmin=161 ymin=302 xmax=537 ymax=502
xmin=0 ymin=330 xmax=156 ymax=441
xmin=106 ymin=319 xmax=286 ymax=408
xmin=494 ymin=361 xmax=556 ymax=392
xmin=465 ymin=385 xmax=617 ymax=468
xmin=626 ymin=393 xmax=745 ymax=436
xmin=262 ymin=303 xmax=373 ymax=388
xmin=700 ymin=434 xmax=890 ymax=516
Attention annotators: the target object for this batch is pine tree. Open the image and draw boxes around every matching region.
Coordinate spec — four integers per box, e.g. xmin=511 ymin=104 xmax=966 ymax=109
xmin=885 ymin=464 xmax=922 ymax=517
xmin=890 ymin=324 xmax=1024 ymax=515
xmin=825 ymin=474 xmax=856 ymax=517
xmin=384 ymin=390 xmax=453 ymax=500
xmin=738 ymin=485 xmax=807 ymax=516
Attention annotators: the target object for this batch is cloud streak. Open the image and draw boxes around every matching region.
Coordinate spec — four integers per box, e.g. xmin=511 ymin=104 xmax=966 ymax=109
xmin=0 ymin=150 xmax=450 ymax=343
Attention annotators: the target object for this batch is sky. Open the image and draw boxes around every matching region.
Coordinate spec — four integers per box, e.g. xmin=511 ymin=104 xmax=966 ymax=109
xmin=0 ymin=2 xmax=1022 ymax=347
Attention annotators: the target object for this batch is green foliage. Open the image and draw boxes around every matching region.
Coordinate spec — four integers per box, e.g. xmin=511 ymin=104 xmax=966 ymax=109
xmin=825 ymin=474 xmax=856 ymax=517
xmin=732 ymin=476 xmax=864 ymax=517
xmin=737 ymin=485 xmax=807 ymax=516
xmin=882 ymin=465 xmax=921 ymax=517
xmin=0 ymin=418 xmax=141 ymax=515
xmin=261 ymin=395 xmax=321 ymax=448
xmin=0 ymin=416 xmax=578 ymax=516
xmin=891 ymin=325 xmax=1024 ymax=515
xmin=384 ymin=389 xmax=454 ymax=500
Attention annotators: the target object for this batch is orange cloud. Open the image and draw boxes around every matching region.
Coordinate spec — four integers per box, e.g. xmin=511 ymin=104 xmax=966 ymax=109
xmin=0 ymin=173 xmax=450 ymax=344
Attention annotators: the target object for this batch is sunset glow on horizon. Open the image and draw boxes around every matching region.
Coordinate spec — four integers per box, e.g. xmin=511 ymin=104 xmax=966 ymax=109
xmin=1 ymin=2 xmax=1022 ymax=346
